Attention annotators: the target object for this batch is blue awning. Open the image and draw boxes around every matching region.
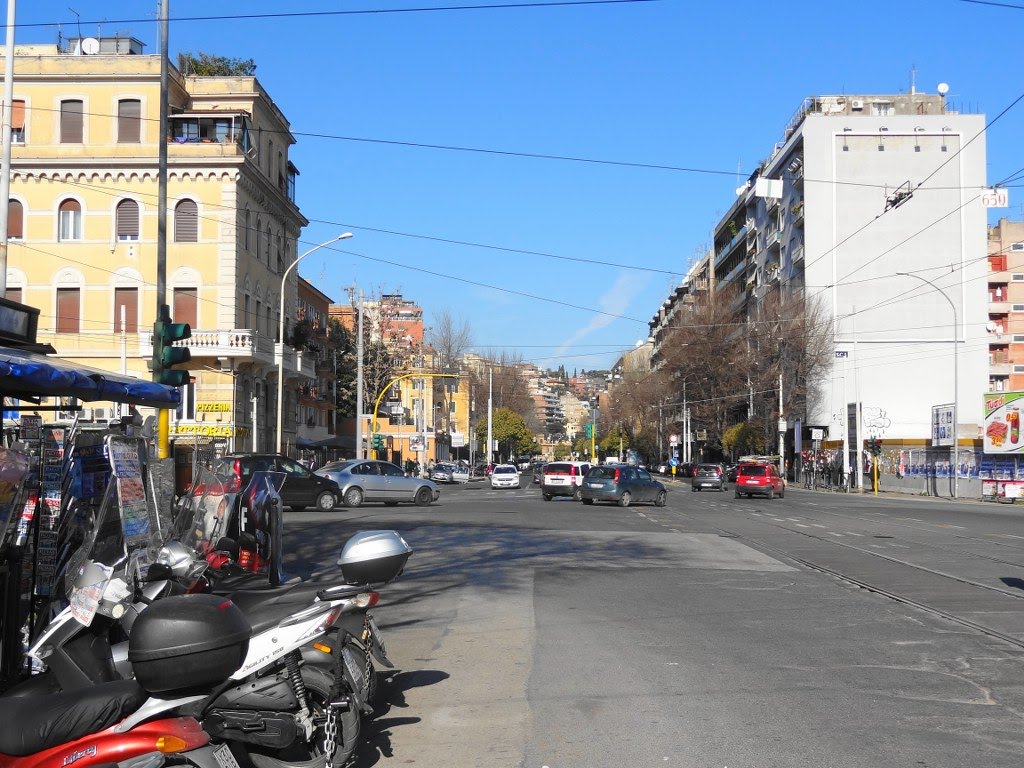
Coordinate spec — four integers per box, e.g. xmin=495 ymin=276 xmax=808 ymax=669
xmin=0 ymin=346 xmax=180 ymax=408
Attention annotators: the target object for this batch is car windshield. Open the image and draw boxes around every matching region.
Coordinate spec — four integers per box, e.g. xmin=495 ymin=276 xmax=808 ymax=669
xmin=545 ymin=463 xmax=570 ymax=473
xmin=698 ymin=464 xmax=719 ymax=472
xmin=740 ymin=465 xmax=767 ymax=476
xmin=494 ymin=466 xmax=516 ymax=474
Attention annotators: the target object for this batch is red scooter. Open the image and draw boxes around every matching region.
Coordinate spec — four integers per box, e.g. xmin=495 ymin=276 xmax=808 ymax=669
xmin=0 ymin=689 xmax=230 ymax=768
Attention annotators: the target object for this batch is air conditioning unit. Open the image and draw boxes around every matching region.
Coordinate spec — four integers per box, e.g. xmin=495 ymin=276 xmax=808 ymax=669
xmin=80 ymin=408 xmax=94 ymax=421
xmin=92 ymin=407 xmax=112 ymax=421
xmin=851 ymin=99 xmax=864 ymax=110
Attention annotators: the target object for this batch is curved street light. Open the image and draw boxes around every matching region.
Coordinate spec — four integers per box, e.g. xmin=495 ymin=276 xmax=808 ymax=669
xmin=896 ymin=271 xmax=959 ymax=498
xmin=276 ymin=233 xmax=353 ymax=454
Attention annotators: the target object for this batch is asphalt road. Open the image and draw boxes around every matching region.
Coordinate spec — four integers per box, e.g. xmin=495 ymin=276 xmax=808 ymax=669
xmin=283 ymin=475 xmax=1024 ymax=767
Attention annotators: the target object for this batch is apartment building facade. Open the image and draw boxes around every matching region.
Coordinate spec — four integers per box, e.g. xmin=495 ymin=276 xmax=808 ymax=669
xmin=987 ymin=218 xmax=1024 ymax=393
xmin=655 ymin=91 xmax=989 ymax=451
xmin=3 ymin=38 xmax=312 ymax=455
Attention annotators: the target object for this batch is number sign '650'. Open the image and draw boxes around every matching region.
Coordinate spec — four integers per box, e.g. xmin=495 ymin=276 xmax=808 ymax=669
xmin=982 ymin=188 xmax=1009 ymax=208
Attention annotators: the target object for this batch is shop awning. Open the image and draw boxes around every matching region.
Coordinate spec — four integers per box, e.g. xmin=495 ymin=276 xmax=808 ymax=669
xmin=0 ymin=346 xmax=180 ymax=408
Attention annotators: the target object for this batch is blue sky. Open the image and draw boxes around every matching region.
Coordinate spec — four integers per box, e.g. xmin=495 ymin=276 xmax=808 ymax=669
xmin=19 ymin=0 xmax=1024 ymax=372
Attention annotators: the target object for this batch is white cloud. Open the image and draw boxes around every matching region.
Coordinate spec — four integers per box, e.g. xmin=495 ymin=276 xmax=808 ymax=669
xmin=553 ymin=271 xmax=650 ymax=360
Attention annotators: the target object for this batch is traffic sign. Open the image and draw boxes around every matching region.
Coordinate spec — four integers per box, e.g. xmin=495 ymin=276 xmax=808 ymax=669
xmin=669 ymin=458 xmax=678 ymax=467
xmin=669 ymin=434 xmax=679 ymax=445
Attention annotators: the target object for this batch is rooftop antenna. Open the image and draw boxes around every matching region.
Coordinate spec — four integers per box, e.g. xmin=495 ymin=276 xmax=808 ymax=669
xmin=910 ymin=65 xmax=916 ymax=95
xmin=68 ymin=7 xmax=82 ymax=40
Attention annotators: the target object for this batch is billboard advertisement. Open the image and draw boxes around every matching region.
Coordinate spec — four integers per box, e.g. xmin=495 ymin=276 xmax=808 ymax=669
xmin=931 ymin=404 xmax=955 ymax=448
xmin=983 ymin=391 xmax=1024 ymax=454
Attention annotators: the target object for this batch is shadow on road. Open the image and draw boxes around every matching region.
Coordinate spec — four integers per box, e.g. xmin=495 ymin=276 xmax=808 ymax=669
xmin=353 ymin=668 xmax=448 ymax=765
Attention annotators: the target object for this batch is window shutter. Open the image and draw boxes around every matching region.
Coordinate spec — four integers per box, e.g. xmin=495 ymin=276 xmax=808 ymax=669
xmin=117 ymin=99 xmax=141 ymax=143
xmin=60 ymin=100 xmax=83 ymax=143
xmin=7 ymin=199 xmax=22 ymax=239
xmin=116 ymin=199 xmax=139 ymax=240
xmin=114 ymin=287 xmax=138 ymax=333
xmin=56 ymin=288 xmax=80 ymax=333
xmin=11 ymin=100 xmax=24 ymax=134
xmin=174 ymin=199 xmax=198 ymax=242
xmin=173 ymin=287 xmax=198 ymax=328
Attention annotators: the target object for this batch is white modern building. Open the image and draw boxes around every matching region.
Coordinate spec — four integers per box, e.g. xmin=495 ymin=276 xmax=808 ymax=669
xmin=712 ymin=91 xmax=988 ymax=447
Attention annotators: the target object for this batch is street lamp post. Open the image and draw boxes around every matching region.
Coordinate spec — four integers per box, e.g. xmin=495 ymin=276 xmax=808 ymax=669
xmin=276 ymin=233 xmax=352 ymax=454
xmin=897 ymin=271 xmax=959 ymax=498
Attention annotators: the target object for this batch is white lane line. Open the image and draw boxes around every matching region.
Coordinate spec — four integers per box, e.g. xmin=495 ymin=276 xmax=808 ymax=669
xmin=844 ymin=532 xmax=864 ymax=537
xmin=828 ymin=532 xmax=844 ymax=537
xmin=795 ymin=523 xmax=810 ymax=528
xmin=811 ymin=524 xmax=827 ymax=528
xmin=785 ymin=517 xmax=801 ymax=522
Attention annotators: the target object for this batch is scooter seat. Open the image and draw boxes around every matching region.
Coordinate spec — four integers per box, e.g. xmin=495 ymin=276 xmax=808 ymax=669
xmin=0 ymin=679 xmax=144 ymax=756
xmin=227 ymin=582 xmax=339 ymax=634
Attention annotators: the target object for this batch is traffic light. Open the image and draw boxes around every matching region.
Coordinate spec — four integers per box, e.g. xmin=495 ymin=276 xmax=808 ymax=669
xmin=151 ymin=304 xmax=191 ymax=387
xmin=867 ymin=438 xmax=882 ymax=456
xmin=372 ymin=433 xmax=384 ymax=450
xmin=585 ymin=423 xmax=593 ymax=439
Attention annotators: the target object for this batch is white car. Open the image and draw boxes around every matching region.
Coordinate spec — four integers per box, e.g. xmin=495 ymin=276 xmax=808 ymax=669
xmin=490 ymin=464 xmax=520 ymax=489
xmin=451 ymin=464 xmax=471 ymax=483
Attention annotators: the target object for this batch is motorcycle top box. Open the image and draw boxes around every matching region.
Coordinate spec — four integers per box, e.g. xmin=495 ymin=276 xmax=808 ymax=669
xmin=337 ymin=530 xmax=413 ymax=585
xmin=128 ymin=593 xmax=251 ymax=694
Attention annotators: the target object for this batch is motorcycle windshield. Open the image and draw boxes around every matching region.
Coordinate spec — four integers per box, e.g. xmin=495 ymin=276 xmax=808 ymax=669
xmin=173 ymin=464 xmax=240 ymax=557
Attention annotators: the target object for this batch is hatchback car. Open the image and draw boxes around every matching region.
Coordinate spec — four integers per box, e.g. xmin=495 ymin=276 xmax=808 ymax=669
xmin=734 ymin=462 xmax=785 ymax=499
xmin=540 ymin=461 xmax=592 ymax=501
xmin=430 ymin=463 xmax=457 ymax=483
xmin=317 ymin=459 xmax=440 ymax=507
xmin=490 ymin=464 xmax=521 ymax=489
xmin=580 ymin=464 xmax=666 ymax=507
xmin=215 ymin=454 xmax=341 ymax=512
xmin=691 ymin=463 xmax=726 ymax=492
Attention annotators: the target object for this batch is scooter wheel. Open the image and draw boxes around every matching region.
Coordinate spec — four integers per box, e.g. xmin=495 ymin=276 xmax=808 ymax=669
xmin=263 ymin=666 xmax=360 ymax=768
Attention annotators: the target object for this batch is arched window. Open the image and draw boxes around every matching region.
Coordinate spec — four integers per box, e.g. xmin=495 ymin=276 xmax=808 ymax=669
xmin=174 ymin=199 xmax=198 ymax=242
xmin=244 ymin=208 xmax=251 ymax=251
xmin=58 ymin=199 xmax=82 ymax=241
xmin=7 ymin=199 xmax=22 ymax=239
xmin=115 ymin=199 xmax=139 ymax=241
xmin=255 ymin=217 xmax=262 ymax=261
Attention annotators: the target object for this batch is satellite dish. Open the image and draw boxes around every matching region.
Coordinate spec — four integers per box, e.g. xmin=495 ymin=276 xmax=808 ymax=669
xmin=81 ymin=37 xmax=100 ymax=55
xmin=937 ymin=82 xmax=949 ymax=95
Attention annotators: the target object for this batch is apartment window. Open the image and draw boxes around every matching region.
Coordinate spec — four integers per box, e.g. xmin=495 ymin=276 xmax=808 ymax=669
xmin=60 ymin=99 xmax=84 ymax=143
xmin=116 ymin=199 xmax=139 ymax=240
xmin=117 ymin=99 xmax=141 ymax=143
xmin=174 ymin=199 xmax=198 ymax=242
xmin=11 ymin=100 xmax=24 ymax=143
xmin=56 ymin=287 xmax=80 ymax=333
xmin=58 ymin=199 xmax=82 ymax=241
xmin=1013 ymin=304 xmax=1024 ymax=313
xmin=113 ymin=287 xmax=138 ymax=333
xmin=7 ymin=200 xmax=22 ymax=239
xmin=243 ymin=294 xmax=251 ymax=328
xmin=1013 ymin=335 xmax=1024 ymax=343
xmin=1014 ymin=366 xmax=1024 ymax=374
xmin=1014 ymin=274 xmax=1024 ymax=282
xmin=1013 ymin=243 xmax=1024 ymax=252
xmin=275 ymin=233 xmax=282 ymax=273
xmin=173 ymin=287 xmax=198 ymax=328
xmin=264 ymin=226 xmax=271 ymax=265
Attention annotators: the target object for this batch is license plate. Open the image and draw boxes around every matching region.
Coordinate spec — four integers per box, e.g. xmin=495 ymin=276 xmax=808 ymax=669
xmin=588 ymin=482 xmax=602 ymax=488
xmin=213 ymin=744 xmax=242 ymax=768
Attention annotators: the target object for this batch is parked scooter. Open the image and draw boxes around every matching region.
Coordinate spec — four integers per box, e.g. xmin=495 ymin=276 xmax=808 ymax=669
xmin=10 ymin=464 xmax=412 ymax=768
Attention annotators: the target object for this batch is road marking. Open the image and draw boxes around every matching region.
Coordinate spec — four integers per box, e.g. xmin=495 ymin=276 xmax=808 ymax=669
xmin=811 ymin=524 xmax=827 ymax=528
xmin=934 ymin=524 xmax=966 ymax=529
xmin=794 ymin=523 xmax=810 ymax=528
xmin=828 ymin=532 xmax=843 ymax=537
xmin=844 ymin=532 xmax=864 ymax=537
xmin=785 ymin=517 xmax=801 ymax=522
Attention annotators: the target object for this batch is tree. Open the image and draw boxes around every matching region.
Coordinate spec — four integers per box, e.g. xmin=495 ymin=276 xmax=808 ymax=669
xmin=178 ymin=52 xmax=257 ymax=76
xmin=474 ymin=407 xmax=537 ymax=461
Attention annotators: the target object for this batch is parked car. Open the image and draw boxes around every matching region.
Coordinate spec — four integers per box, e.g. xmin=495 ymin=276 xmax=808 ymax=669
xmin=430 ymin=463 xmax=457 ymax=483
xmin=214 ymin=453 xmax=341 ymax=512
xmin=540 ymin=461 xmax=592 ymax=501
xmin=734 ymin=462 xmax=785 ymax=499
xmin=450 ymin=464 xmax=471 ymax=483
xmin=579 ymin=464 xmax=666 ymax=507
xmin=490 ymin=464 xmax=521 ymax=489
xmin=317 ymin=459 xmax=440 ymax=507
xmin=691 ymin=463 xmax=726 ymax=492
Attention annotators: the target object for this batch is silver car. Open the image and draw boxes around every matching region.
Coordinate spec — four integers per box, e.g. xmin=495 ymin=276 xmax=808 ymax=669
xmin=317 ymin=460 xmax=440 ymax=508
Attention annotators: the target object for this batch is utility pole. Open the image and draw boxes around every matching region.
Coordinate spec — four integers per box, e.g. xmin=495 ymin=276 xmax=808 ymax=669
xmin=778 ymin=372 xmax=784 ymax=471
xmin=0 ymin=0 xmax=16 ymax=297
xmin=486 ymin=368 xmax=493 ymax=465
xmin=155 ymin=0 xmax=170 ymax=458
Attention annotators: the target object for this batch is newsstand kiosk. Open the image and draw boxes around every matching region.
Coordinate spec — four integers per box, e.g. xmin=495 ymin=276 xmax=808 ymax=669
xmin=0 ymin=296 xmax=180 ymax=687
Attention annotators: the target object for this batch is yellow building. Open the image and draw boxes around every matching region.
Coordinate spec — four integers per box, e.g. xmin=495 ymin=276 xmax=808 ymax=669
xmin=4 ymin=38 xmax=311 ymax=456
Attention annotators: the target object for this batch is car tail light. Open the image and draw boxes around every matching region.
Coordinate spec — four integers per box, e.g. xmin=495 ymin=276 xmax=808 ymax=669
xmin=570 ymin=466 xmax=577 ymax=477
